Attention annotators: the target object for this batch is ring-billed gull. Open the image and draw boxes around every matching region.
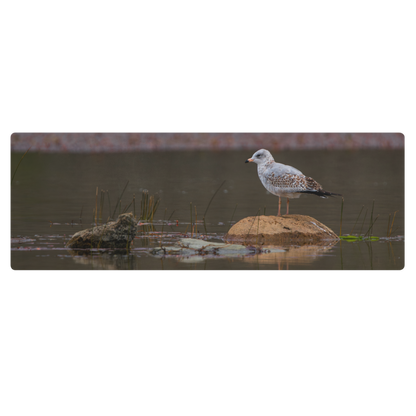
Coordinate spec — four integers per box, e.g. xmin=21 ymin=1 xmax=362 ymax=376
xmin=245 ymin=149 xmax=341 ymax=216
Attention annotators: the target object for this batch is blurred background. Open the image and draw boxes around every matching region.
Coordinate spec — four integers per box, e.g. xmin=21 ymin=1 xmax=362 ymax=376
xmin=11 ymin=132 xmax=404 ymax=152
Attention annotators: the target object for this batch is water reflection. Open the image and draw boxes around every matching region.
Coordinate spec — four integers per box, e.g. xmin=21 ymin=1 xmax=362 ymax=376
xmin=68 ymin=250 xmax=138 ymax=270
xmin=244 ymin=241 xmax=339 ymax=267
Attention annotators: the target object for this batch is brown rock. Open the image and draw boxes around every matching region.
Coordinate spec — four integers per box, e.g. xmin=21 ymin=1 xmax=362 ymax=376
xmin=66 ymin=213 xmax=138 ymax=249
xmin=225 ymin=214 xmax=338 ymax=245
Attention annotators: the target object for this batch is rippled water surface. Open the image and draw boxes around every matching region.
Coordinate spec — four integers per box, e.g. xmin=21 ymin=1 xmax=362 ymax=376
xmin=11 ymin=149 xmax=404 ymax=270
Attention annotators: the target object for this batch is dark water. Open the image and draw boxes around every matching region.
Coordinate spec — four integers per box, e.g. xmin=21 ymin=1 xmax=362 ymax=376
xmin=11 ymin=149 xmax=404 ymax=270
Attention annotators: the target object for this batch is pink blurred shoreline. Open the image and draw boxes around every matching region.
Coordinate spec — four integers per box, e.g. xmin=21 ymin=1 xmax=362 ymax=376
xmin=11 ymin=133 xmax=404 ymax=153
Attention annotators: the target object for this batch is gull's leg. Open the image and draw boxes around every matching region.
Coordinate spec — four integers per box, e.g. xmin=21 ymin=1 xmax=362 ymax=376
xmin=286 ymin=198 xmax=290 ymax=215
xmin=278 ymin=197 xmax=281 ymax=216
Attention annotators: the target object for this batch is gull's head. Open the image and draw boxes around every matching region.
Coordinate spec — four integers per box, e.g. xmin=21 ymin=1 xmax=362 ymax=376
xmin=245 ymin=149 xmax=274 ymax=165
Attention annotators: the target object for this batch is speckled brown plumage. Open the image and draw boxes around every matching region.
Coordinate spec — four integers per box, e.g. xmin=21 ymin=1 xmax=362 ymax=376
xmin=265 ymin=173 xmax=320 ymax=191
xmin=246 ymin=148 xmax=341 ymax=215
xmin=265 ymin=172 xmax=339 ymax=197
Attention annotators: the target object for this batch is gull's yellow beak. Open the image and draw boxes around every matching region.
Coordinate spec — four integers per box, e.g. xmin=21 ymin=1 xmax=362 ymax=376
xmin=245 ymin=158 xmax=253 ymax=163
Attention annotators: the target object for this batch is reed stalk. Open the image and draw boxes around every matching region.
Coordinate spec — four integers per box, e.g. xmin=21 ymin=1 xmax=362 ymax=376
xmin=11 ymin=146 xmax=31 ymax=185
xmin=388 ymin=211 xmax=398 ymax=237
xmin=160 ymin=208 xmax=167 ymax=247
xmin=139 ymin=190 xmax=160 ymax=221
xmin=190 ymin=202 xmax=193 ymax=237
xmin=149 ymin=195 xmax=154 ymax=215
xmin=246 ymin=208 xmax=261 ymax=241
xmin=168 ymin=210 xmax=175 ymax=221
xmin=364 ymin=215 xmax=379 ymax=237
xmin=203 ymin=180 xmax=226 ymax=218
xmin=370 ymin=200 xmax=375 ymax=236
xmin=359 ymin=208 xmax=368 ymax=236
xmin=100 ymin=190 xmax=105 ymax=222
xmin=95 ymin=187 xmax=98 ymax=225
xmin=141 ymin=190 xmax=147 ymax=219
xmin=126 ymin=226 xmax=130 ymax=252
xmin=122 ymin=200 xmax=133 ymax=213
xmin=141 ymin=190 xmax=146 ymax=218
xmin=98 ymin=222 xmax=108 ymax=249
xmin=107 ymin=190 xmax=111 ymax=219
xmin=112 ymin=180 xmax=129 ymax=219
xmin=99 ymin=190 xmax=103 ymax=221
xmin=227 ymin=203 xmax=238 ymax=232
xmin=91 ymin=216 xmax=96 ymax=248
xmin=351 ymin=205 xmax=364 ymax=235
xmin=153 ymin=200 xmax=160 ymax=220
xmin=387 ymin=213 xmax=391 ymax=238
xmin=339 ymin=197 xmax=344 ymax=236
xmin=202 ymin=180 xmax=226 ymax=233
xmin=256 ymin=209 xmax=261 ymax=246
xmin=195 ymin=205 xmax=198 ymax=236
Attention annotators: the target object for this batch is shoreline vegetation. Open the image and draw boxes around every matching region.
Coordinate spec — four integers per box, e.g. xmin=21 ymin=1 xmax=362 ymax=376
xmin=11 ymin=133 xmax=404 ymax=153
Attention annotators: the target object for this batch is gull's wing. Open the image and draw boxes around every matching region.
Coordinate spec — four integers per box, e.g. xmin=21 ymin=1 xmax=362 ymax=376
xmin=262 ymin=162 xmax=304 ymax=188
xmin=260 ymin=162 xmax=341 ymax=197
